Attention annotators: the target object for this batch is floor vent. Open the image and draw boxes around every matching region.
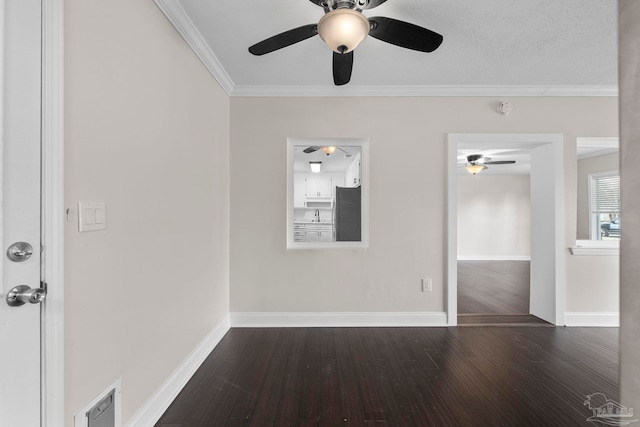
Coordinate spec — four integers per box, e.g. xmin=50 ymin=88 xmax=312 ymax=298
xmin=74 ymin=379 xmax=122 ymax=427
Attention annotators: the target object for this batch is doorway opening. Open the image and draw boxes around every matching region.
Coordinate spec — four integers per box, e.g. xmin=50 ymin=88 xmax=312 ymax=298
xmin=455 ymin=151 xmax=546 ymax=326
xmin=447 ymin=134 xmax=566 ymax=327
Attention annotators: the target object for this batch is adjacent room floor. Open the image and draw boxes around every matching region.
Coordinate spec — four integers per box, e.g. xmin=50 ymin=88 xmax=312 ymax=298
xmin=156 ymin=326 xmax=619 ymax=426
xmin=457 ymin=260 xmax=549 ymax=326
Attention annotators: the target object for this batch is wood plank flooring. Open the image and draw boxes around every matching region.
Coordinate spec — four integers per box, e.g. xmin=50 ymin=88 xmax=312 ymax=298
xmin=156 ymin=327 xmax=619 ymax=427
xmin=458 ymin=260 xmax=530 ymax=314
xmin=457 ymin=314 xmax=551 ymax=326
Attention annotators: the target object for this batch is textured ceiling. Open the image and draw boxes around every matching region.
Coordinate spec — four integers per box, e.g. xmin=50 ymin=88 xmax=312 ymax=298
xmin=159 ymin=0 xmax=618 ymax=94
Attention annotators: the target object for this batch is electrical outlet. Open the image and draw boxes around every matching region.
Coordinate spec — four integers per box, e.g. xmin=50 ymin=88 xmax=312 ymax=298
xmin=421 ymin=278 xmax=433 ymax=292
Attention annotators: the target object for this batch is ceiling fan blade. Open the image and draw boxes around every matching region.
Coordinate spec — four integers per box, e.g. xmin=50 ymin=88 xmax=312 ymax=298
xmin=248 ymin=24 xmax=318 ymax=56
xmin=333 ymin=51 xmax=353 ymax=86
xmin=303 ymin=146 xmax=321 ymax=153
xmin=359 ymin=0 xmax=390 ymax=9
xmin=483 ymin=160 xmax=516 ymax=165
xmin=368 ymin=17 xmax=443 ymax=52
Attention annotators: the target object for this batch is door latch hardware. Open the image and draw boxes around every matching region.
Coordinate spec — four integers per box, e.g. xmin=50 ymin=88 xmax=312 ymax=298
xmin=6 ymin=285 xmax=46 ymax=307
xmin=6 ymin=242 xmax=33 ymax=262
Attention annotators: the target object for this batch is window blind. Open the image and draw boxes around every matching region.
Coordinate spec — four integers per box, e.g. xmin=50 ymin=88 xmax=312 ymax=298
xmin=592 ymin=174 xmax=620 ymax=213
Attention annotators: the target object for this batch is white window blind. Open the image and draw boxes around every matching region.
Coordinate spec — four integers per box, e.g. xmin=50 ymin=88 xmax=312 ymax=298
xmin=589 ymin=172 xmax=620 ymax=240
xmin=591 ymin=174 xmax=620 ymax=213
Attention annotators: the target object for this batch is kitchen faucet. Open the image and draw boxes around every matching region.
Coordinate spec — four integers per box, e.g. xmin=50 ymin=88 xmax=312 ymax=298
xmin=315 ymin=209 xmax=320 ymax=222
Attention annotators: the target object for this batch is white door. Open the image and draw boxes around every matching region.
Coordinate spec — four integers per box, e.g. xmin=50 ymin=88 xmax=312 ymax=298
xmin=0 ymin=0 xmax=44 ymax=426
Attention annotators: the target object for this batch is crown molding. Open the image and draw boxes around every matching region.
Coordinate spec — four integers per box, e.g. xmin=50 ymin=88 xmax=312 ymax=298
xmin=230 ymin=84 xmax=618 ymax=97
xmin=154 ymin=0 xmax=234 ymax=95
xmin=154 ymin=1 xmax=618 ymax=98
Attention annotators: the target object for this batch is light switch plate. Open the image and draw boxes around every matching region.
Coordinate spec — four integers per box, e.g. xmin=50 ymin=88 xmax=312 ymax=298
xmin=78 ymin=201 xmax=106 ymax=232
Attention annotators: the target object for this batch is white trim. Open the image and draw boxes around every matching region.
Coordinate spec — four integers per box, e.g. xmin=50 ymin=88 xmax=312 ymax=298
xmin=447 ymin=134 xmax=566 ymax=326
xmin=457 ymin=255 xmax=531 ymax=261
xmin=446 ymin=138 xmax=458 ymax=326
xmin=230 ymin=312 xmax=448 ymax=328
xmin=569 ymin=246 xmax=620 ymax=256
xmin=153 ymin=0 xmax=234 ymax=95
xmin=552 ymin=136 xmax=567 ymax=326
xmin=41 ymin=0 xmax=65 ymax=425
xmin=576 ymin=137 xmax=620 ymax=150
xmin=231 ymin=85 xmax=618 ymax=98
xmin=565 ymin=312 xmax=620 ymax=327
xmin=125 ymin=315 xmax=231 ymax=427
xmin=287 ymin=137 xmax=369 ymax=249
xmin=73 ymin=379 xmax=122 ymax=427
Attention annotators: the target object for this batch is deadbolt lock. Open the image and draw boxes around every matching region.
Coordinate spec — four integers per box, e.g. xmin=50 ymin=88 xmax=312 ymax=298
xmin=7 ymin=242 xmax=33 ymax=262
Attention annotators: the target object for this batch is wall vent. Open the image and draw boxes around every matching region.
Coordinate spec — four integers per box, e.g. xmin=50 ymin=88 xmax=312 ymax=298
xmin=74 ymin=379 xmax=122 ymax=427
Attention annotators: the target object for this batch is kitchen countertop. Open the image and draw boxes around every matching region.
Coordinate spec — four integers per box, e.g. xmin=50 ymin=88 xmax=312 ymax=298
xmin=294 ymin=220 xmax=333 ymax=225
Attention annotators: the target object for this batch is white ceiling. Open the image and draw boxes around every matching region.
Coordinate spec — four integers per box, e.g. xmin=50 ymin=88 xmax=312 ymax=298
xmin=294 ymin=145 xmax=361 ymax=173
xmin=156 ymin=0 xmax=618 ymax=96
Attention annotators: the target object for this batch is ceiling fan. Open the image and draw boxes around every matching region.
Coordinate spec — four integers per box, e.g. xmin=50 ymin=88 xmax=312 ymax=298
xmin=459 ymin=154 xmax=516 ymax=175
xmin=303 ymin=145 xmax=352 ymax=157
xmin=248 ymin=0 xmax=443 ymax=86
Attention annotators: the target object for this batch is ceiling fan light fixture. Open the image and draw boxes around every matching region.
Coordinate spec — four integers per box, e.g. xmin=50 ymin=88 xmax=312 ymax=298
xmin=466 ymin=164 xmax=485 ymax=175
xmin=321 ymin=146 xmax=337 ymax=155
xmin=317 ymin=9 xmax=370 ymax=54
xmin=310 ymin=161 xmax=322 ymax=173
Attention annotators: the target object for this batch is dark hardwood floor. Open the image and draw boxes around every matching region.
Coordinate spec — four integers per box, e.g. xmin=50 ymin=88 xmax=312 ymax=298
xmin=156 ymin=327 xmax=619 ymax=427
xmin=458 ymin=260 xmax=530 ymax=314
xmin=456 ymin=260 xmax=551 ymax=326
xmin=457 ymin=314 xmax=551 ymax=326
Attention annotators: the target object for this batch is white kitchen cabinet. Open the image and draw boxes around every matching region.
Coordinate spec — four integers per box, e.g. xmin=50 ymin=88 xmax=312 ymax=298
xmin=304 ymin=223 xmax=333 ymax=242
xmin=293 ymin=174 xmax=306 ymax=208
xmin=305 ymin=175 xmax=333 ymax=199
xmin=319 ymin=228 xmax=333 ymax=242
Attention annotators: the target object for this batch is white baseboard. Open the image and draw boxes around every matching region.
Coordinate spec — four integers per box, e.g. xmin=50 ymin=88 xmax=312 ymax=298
xmin=564 ymin=312 xmax=620 ymax=327
xmin=230 ymin=312 xmax=448 ymax=327
xmin=457 ymin=255 xmax=531 ymax=261
xmin=125 ymin=314 xmax=231 ymax=427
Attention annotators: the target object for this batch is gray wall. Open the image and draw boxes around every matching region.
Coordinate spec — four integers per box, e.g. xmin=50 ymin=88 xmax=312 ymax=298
xmin=457 ymin=175 xmax=531 ymax=259
xmin=64 ymin=0 xmax=230 ymax=424
xmin=619 ymin=0 xmax=640 ymax=412
xmin=230 ymin=97 xmax=618 ymax=315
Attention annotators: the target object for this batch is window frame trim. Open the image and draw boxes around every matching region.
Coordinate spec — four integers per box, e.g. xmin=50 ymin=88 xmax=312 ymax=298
xmin=572 ymin=137 xmax=620 ymax=256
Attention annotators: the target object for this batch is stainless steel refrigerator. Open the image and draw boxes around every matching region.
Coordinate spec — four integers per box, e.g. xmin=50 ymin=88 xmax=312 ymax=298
xmin=333 ymin=186 xmax=361 ymax=241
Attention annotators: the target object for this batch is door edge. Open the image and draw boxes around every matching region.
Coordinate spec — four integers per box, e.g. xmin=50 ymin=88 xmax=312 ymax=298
xmin=41 ymin=0 xmax=64 ymax=425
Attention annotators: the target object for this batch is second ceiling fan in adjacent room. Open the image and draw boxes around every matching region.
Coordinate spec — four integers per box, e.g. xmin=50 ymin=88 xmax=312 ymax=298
xmin=460 ymin=154 xmax=517 ymax=175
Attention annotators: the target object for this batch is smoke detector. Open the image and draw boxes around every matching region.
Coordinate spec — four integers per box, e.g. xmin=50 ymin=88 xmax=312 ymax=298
xmin=497 ymin=101 xmax=514 ymax=115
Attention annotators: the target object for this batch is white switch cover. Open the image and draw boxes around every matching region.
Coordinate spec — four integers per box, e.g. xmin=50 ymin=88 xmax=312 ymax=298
xmin=78 ymin=201 xmax=106 ymax=232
